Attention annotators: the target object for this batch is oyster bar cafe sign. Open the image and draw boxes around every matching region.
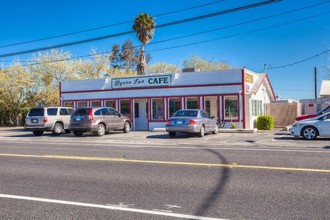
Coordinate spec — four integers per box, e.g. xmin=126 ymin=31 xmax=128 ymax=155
xmin=111 ymin=75 xmax=172 ymax=89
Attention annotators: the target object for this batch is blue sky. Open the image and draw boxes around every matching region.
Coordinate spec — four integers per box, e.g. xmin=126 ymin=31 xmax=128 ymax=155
xmin=0 ymin=0 xmax=329 ymax=100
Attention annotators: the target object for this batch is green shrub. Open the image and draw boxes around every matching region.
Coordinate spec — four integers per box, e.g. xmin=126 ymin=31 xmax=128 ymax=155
xmin=256 ymin=115 xmax=274 ymax=130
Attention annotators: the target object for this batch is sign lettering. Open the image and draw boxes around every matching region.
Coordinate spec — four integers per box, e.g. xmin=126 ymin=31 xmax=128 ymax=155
xmin=245 ymin=73 xmax=254 ymax=84
xmin=111 ymin=75 xmax=172 ymax=89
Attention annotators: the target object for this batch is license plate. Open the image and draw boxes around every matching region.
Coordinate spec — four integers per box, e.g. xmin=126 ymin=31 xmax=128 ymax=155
xmin=176 ymin=121 xmax=183 ymax=125
xmin=31 ymin=119 xmax=38 ymax=123
xmin=75 ymin=117 xmax=81 ymax=121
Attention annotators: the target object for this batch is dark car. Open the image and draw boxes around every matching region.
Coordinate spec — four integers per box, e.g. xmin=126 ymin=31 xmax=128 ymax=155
xmin=166 ymin=109 xmax=219 ymax=137
xmin=68 ymin=107 xmax=131 ymax=137
xmin=25 ymin=107 xmax=74 ymax=136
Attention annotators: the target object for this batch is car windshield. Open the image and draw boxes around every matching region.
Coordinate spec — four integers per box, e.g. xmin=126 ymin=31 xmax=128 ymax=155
xmin=174 ymin=110 xmax=198 ymax=117
xmin=317 ymin=106 xmax=330 ymax=115
xmin=28 ymin=108 xmax=44 ymax=116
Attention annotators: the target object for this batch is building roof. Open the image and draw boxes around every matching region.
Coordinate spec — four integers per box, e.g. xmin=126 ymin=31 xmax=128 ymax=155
xmin=320 ymin=80 xmax=330 ymax=97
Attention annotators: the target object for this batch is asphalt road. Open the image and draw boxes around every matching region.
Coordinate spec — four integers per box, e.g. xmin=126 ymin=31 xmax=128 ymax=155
xmin=0 ymin=128 xmax=329 ymax=220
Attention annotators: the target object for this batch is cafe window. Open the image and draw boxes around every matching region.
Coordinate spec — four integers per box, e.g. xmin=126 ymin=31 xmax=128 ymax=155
xmin=206 ymin=100 xmax=211 ymax=115
xmin=105 ymin=100 xmax=116 ymax=109
xmin=224 ymin=96 xmax=238 ymax=120
xmin=63 ymin=101 xmax=73 ymax=108
xmin=120 ymin=100 xmax=130 ymax=117
xmin=169 ymin=98 xmax=180 ymax=117
xmin=152 ymin=99 xmax=163 ymax=120
xmin=91 ymin=100 xmax=101 ymax=107
xmin=134 ymin=103 xmax=139 ymax=118
xmin=77 ymin=101 xmax=87 ymax=108
xmin=186 ymin=97 xmax=198 ymax=109
xmin=252 ymin=100 xmax=263 ymax=116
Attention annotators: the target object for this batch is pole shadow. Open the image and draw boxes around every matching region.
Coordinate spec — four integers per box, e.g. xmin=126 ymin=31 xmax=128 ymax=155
xmin=193 ymin=148 xmax=231 ymax=218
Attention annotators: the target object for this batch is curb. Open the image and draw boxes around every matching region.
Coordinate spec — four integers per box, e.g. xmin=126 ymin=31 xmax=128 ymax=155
xmin=152 ymin=128 xmax=257 ymax=133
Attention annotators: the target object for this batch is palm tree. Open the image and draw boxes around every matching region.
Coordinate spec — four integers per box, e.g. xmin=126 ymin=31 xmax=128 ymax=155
xmin=132 ymin=13 xmax=155 ymax=75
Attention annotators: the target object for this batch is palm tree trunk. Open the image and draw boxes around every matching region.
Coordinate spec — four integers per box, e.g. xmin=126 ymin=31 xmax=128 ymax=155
xmin=137 ymin=44 xmax=146 ymax=75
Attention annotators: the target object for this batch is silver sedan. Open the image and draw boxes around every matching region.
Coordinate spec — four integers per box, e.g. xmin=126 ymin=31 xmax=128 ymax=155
xmin=290 ymin=111 xmax=330 ymax=140
xmin=166 ymin=109 xmax=219 ymax=137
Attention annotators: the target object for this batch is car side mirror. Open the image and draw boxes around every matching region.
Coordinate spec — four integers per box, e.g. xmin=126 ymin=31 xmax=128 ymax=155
xmin=210 ymin=116 xmax=215 ymax=119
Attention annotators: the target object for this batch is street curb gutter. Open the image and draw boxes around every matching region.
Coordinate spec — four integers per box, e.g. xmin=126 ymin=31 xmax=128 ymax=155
xmin=152 ymin=128 xmax=257 ymax=133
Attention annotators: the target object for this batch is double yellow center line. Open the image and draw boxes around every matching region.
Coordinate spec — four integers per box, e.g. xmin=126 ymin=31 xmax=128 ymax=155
xmin=1 ymin=153 xmax=329 ymax=173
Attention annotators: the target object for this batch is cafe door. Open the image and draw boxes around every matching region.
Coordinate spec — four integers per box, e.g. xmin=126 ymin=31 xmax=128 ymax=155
xmin=134 ymin=99 xmax=148 ymax=131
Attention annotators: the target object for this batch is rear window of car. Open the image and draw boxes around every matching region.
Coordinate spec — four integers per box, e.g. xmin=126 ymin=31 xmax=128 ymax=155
xmin=60 ymin=108 xmax=68 ymax=115
xmin=174 ymin=110 xmax=198 ymax=117
xmin=73 ymin=108 xmax=90 ymax=116
xmin=47 ymin=108 xmax=58 ymax=116
xmin=28 ymin=108 xmax=44 ymax=116
xmin=68 ymin=108 xmax=75 ymax=115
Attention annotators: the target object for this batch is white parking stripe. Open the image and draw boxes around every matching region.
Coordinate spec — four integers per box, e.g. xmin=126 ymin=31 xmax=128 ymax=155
xmin=0 ymin=194 xmax=227 ymax=220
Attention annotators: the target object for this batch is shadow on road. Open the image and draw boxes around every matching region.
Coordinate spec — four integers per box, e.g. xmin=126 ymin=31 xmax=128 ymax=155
xmin=274 ymin=132 xmax=291 ymax=136
xmin=194 ymin=148 xmax=231 ymax=217
xmin=273 ymin=136 xmax=297 ymax=140
xmin=146 ymin=133 xmax=211 ymax=139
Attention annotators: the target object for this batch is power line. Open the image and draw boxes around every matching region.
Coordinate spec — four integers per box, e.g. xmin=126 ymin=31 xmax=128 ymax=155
xmin=148 ymin=1 xmax=330 ymax=46
xmin=274 ymin=88 xmax=314 ymax=92
xmin=155 ymin=0 xmax=281 ymax=28
xmin=268 ymin=49 xmax=330 ymax=70
xmin=3 ymin=0 xmax=329 ymax=65
xmin=2 ymin=9 xmax=329 ymax=69
xmin=6 ymin=1 xmax=321 ymax=64
xmin=0 ymin=0 xmax=281 ymax=59
xmin=149 ymin=11 xmax=330 ymax=52
xmin=0 ymin=0 xmax=227 ymax=49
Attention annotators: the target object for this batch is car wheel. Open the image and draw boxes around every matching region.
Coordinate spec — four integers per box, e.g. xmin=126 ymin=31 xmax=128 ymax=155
xmin=95 ymin=124 xmax=106 ymax=136
xmin=73 ymin=131 xmax=83 ymax=137
xmin=169 ymin=132 xmax=176 ymax=137
xmin=52 ymin=123 xmax=63 ymax=135
xmin=302 ymin=126 xmax=318 ymax=140
xmin=198 ymin=126 xmax=205 ymax=137
xmin=33 ymin=131 xmax=44 ymax=136
xmin=212 ymin=125 xmax=219 ymax=134
xmin=123 ymin=122 xmax=130 ymax=133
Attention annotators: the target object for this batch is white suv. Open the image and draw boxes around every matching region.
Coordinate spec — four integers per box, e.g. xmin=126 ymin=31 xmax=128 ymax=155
xmin=25 ymin=107 xmax=74 ymax=136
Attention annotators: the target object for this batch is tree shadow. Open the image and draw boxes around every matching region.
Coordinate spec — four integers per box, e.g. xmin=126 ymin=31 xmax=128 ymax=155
xmin=193 ymin=148 xmax=231 ymax=217
xmin=274 ymin=132 xmax=291 ymax=136
xmin=273 ymin=136 xmax=298 ymax=140
xmin=146 ymin=133 xmax=209 ymax=139
xmin=245 ymin=140 xmax=255 ymax=143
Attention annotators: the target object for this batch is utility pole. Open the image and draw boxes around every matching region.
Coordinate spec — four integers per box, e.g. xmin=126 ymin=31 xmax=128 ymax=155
xmin=314 ymin=67 xmax=317 ymax=99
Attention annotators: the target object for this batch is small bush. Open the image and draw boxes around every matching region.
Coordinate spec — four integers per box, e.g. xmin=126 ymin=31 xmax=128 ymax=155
xmin=230 ymin=122 xmax=237 ymax=129
xmin=256 ymin=115 xmax=274 ymax=130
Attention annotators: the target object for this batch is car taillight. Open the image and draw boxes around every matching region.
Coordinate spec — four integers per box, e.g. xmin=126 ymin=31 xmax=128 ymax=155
xmin=43 ymin=117 xmax=48 ymax=123
xmin=188 ymin=119 xmax=197 ymax=125
xmin=166 ymin=120 xmax=171 ymax=125
xmin=88 ymin=109 xmax=94 ymax=121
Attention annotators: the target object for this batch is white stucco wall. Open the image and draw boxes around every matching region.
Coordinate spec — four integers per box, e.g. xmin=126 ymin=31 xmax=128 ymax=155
xmin=61 ymin=69 xmax=243 ymax=94
xmin=249 ymin=81 xmax=271 ymax=128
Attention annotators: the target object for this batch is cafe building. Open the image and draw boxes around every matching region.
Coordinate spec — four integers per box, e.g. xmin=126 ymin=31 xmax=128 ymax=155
xmin=60 ymin=68 xmax=276 ymax=130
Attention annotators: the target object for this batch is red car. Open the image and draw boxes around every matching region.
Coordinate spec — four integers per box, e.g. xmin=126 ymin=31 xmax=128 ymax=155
xmin=296 ymin=106 xmax=330 ymax=121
